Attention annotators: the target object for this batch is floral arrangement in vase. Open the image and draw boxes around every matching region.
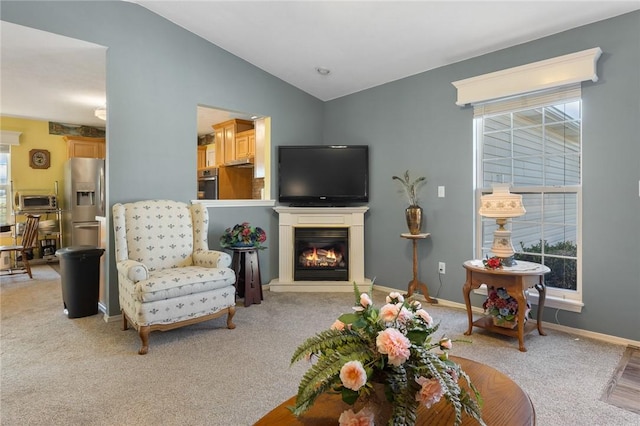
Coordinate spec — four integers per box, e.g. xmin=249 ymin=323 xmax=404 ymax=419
xmin=291 ymin=283 xmax=484 ymax=426
xmin=482 ymin=256 xmax=504 ymax=270
xmin=482 ymin=287 xmax=530 ymax=329
xmin=219 ymin=222 xmax=266 ymax=248
xmin=392 ymin=170 xmax=426 ymax=206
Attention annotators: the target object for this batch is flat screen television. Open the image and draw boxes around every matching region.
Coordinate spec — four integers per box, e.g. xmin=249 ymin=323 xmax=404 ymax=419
xmin=278 ymin=145 xmax=369 ymax=205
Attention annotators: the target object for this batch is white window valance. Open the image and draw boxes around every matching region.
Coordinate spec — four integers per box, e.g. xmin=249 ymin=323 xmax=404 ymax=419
xmin=0 ymin=130 xmax=22 ymax=145
xmin=452 ymin=47 xmax=602 ymax=106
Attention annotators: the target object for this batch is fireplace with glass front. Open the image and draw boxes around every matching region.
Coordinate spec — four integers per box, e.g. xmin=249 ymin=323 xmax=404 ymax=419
xmin=270 ymin=206 xmax=370 ymax=292
xmin=294 ymin=227 xmax=348 ymax=281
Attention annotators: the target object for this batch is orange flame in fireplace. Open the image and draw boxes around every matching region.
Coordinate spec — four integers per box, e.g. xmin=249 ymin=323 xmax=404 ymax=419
xmin=304 ymin=248 xmax=319 ymax=262
xmin=303 ymin=247 xmax=338 ymax=267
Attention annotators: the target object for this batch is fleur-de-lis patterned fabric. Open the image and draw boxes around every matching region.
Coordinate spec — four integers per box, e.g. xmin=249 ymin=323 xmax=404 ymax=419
xmin=114 ymin=200 xmax=195 ymax=272
xmin=112 ymin=200 xmax=236 ymax=327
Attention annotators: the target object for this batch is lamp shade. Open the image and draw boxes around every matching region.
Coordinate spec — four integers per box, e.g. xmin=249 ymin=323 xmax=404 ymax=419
xmin=479 ymin=184 xmax=525 ymax=218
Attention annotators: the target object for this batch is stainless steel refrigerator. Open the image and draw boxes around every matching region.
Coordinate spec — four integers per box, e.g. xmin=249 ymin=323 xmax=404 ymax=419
xmin=63 ymin=158 xmax=105 ymax=247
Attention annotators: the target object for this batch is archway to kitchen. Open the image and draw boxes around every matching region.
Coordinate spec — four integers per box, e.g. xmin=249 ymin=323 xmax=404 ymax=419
xmin=196 ymin=105 xmax=271 ymax=201
xmin=0 ymin=22 xmax=108 ymax=308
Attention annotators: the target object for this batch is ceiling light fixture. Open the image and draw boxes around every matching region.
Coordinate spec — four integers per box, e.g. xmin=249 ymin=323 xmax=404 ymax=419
xmin=315 ymin=67 xmax=331 ymax=76
xmin=94 ymin=106 xmax=107 ymax=121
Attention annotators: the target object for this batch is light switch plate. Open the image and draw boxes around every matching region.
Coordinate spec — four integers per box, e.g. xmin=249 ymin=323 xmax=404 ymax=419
xmin=438 ymin=186 xmax=445 ymax=198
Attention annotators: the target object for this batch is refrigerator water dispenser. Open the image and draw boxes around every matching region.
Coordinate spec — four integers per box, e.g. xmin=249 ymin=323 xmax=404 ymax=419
xmin=76 ymin=190 xmax=96 ymax=207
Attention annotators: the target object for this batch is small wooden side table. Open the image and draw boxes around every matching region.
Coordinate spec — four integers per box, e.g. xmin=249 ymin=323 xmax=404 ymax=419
xmin=401 ymin=233 xmax=436 ymax=303
xmin=230 ymin=247 xmax=264 ymax=307
xmin=462 ymin=259 xmax=550 ymax=352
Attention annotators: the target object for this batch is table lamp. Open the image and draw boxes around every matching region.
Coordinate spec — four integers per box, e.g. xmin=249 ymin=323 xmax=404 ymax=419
xmin=478 ymin=183 xmax=526 ymax=266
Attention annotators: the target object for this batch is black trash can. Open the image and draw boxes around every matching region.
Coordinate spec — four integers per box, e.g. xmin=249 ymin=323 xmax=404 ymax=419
xmin=56 ymin=246 xmax=105 ymax=319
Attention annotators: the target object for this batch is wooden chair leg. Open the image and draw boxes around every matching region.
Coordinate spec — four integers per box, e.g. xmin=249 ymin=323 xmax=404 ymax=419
xmin=21 ymin=248 xmax=33 ymax=279
xmin=138 ymin=326 xmax=150 ymax=355
xmin=227 ymin=306 xmax=236 ymax=329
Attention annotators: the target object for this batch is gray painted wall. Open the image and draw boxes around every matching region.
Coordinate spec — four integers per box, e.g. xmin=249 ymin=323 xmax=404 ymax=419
xmin=3 ymin=2 xmax=638 ymax=341
xmin=324 ymin=11 xmax=640 ymax=341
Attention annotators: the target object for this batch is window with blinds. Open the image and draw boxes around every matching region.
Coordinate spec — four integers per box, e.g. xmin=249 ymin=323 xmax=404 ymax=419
xmin=474 ymin=85 xmax=582 ymax=309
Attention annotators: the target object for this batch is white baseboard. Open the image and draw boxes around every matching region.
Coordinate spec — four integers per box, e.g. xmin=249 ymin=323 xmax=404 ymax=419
xmin=98 ymin=302 xmax=122 ymax=323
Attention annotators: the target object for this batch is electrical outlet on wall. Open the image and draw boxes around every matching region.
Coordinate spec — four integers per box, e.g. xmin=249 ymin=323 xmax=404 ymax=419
xmin=438 ymin=262 xmax=446 ymax=274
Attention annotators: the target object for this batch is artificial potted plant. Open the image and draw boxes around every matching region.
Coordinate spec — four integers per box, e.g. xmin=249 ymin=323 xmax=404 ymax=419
xmin=393 ymin=170 xmax=427 ymax=234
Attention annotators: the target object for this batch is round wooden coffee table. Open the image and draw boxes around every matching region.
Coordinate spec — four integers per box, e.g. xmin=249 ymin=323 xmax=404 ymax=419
xmin=254 ymin=356 xmax=534 ymax=425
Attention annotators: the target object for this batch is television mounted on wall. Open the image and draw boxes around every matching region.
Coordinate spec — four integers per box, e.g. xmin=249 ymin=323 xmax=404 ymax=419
xmin=278 ymin=145 xmax=369 ymax=206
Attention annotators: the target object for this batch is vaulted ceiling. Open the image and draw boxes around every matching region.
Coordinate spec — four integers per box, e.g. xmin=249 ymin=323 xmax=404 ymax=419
xmin=131 ymin=0 xmax=640 ymax=100
xmin=2 ymin=1 xmax=639 ymax=129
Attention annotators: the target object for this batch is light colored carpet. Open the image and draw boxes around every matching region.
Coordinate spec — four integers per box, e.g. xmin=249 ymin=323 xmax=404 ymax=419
xmin=1 ymin=265 xmax=639 ymax=425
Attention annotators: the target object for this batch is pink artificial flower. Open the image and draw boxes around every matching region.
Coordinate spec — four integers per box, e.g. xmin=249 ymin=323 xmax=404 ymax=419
xmin=360 ymin=293 xmax=372 ymax=308
xmin=415 ymin=376 xmax=445 ymax=408
xmin=339 ymin=360 xmax=367 ymax=391
xmin=379 ymin=303 xmax=400 ymax=323
xmin=415 ymin=309 xmax=433 ymax=327
xmin=411 ymin=300 xmax=422 ymax=310
xmin=338 ymin=407 xmax=374 ymax=426
xmin=331 ymin=320 xmax=346 ymax=331
xmin=380 ymin=303 xmax=413 ymax=324
xmin=386 ymin=292 xmax=404 ymax=303
xmin=397 ymin=306 xmax=414 ymax=324
xmin=439 ymin=337 xmax=452 ymax=350
xmin=376 ymin=328 xmax=411 ymax=366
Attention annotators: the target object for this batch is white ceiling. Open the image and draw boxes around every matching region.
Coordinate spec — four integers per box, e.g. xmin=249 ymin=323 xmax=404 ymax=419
xmin=2 ymin=1 xmax=639 ymax=132
xmin=132 ymin=0 xmax=640 ymax=101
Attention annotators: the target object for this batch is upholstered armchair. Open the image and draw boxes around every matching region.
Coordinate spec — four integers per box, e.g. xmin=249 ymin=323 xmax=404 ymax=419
xmin=112 ymin=200 xmax=236 ymax=354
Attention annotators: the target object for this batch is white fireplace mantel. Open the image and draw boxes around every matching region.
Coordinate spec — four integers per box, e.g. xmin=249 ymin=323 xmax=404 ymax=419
xmin=269 ymin=206 xmax=371 ymax=292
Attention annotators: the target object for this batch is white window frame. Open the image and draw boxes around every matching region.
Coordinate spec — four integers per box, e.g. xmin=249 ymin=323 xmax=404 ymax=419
xmin=0 ymin=131 xmax=21 ymax=229
xmin=473 ymin=92 xmax=583 ymax=313
xmin=0 ymin=145 xmax=12 ymax=228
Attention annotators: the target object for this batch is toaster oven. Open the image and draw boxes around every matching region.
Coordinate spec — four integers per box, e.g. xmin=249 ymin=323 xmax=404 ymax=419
xmin=15 ymin=193 xmax=58 ymax=211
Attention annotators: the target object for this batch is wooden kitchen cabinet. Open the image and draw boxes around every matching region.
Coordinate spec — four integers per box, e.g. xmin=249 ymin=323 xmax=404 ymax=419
xmin=64 ymin=136 xmax=105 ymax=159
xmin=212 ymin=119 xmax=254 ymax=166
xmin=235 ymin=129 xmax=256 ymax=160
xmin=205 ymin=144 xmax=216 ymax=167
xmin=213 ymin=125 xmax=225 ymax=167
xmin=197 ymin=144 xmax=215 ymax=170
xmin=197 ymin=145 xmax=207 ymax=170
xmin=223 ymin=123 xmax=235 ymax=164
